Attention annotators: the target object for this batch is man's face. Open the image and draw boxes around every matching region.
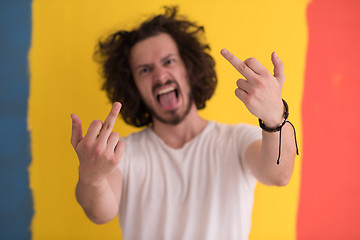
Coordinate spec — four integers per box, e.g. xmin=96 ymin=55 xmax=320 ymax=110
xmin=129 ymin=33 xmax=193 ymax=125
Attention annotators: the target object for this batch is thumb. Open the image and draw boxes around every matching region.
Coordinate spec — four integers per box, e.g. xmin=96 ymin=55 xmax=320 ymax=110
xmin=70 ymin=113 xmax=83 ymax=149
xmin=271 ymin=52 xmax=285 ymax=85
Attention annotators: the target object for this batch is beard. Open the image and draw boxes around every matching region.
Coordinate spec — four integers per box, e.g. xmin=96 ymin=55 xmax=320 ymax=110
xmin=145 ymin=93 xmax=193 ymax=126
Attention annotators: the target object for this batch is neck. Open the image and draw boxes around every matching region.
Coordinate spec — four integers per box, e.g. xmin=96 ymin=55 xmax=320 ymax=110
xmin=152 ymin=105 xmax=208 ymax=149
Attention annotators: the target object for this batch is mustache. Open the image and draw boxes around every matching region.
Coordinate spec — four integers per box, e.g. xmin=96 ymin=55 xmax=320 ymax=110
xmin=152 ymin=80 xmax=179 ymax=95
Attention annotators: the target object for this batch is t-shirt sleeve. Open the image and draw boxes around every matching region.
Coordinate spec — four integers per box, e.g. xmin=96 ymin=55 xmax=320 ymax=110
xmin=236 ymin=124 xmax=262 ymax=162
xmin=233 ymin=124 xmax=262 ymax=185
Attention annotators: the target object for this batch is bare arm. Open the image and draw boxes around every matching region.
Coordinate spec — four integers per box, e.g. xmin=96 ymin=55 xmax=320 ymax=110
xmin=245 ymin=124 xmax=296 ymax=186
xmin=221 ymin=49 xmax=296 ymax=186
xmin=71 ymin=102 xmax=125 ymax=224
xmin=75 ymin=169 xmax=123 ymax=224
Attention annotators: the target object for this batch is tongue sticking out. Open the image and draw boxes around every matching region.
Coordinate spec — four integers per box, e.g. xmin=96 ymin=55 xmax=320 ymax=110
xmin=159 ymin=91 xmax=177 ymax=110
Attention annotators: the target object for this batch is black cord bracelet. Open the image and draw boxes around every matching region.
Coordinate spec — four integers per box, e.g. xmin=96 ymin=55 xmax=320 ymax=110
xmin=258 ymin=99 xmax=299 ymax=165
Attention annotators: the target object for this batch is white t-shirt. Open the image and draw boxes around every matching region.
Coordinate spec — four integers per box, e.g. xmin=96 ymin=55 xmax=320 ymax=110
xmin=117 ymin=121 xmax=262 ymax=240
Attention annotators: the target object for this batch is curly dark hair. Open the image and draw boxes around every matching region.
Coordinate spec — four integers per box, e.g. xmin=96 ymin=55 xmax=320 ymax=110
xmin=95 ymin=6 xmax=217 ymax=127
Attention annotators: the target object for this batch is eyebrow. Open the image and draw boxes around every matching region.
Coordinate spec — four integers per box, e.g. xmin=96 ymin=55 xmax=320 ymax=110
xmin=161 ymin=53 xmax=176 ymax=62
xmin=134 ymin=53 xmax=176 ymax=71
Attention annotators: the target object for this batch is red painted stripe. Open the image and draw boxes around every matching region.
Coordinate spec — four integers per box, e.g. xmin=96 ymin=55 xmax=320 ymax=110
xmin=298 ymin=0 xmax=360 ymax=239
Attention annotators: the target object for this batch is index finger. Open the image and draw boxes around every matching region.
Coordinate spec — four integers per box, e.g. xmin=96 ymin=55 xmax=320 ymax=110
xmin=220 ymin=48 xmax=254 ymax=78
xmin=100 ymin=102 xmax=122 ymax=136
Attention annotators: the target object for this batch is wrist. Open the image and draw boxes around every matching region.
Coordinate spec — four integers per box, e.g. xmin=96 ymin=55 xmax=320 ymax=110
xmin=261 ymin=117 xmax=283 ymax=129
xmin=259 ymin=99 xmax=289 ymax=132
xmin=258 ymin=99 xmax=299 ymax=165
xmin=78 ymin=170 xmax=107 ymax=188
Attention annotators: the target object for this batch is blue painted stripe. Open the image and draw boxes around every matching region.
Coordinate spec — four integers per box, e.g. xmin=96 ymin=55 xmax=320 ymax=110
xmin=0 ymin=0 xmax=33 ymax=239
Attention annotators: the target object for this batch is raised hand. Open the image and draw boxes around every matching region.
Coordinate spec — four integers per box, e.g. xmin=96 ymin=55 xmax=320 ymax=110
xmin=221 ymin=49 xmax=285 ymax=128
xmin=70 ymin=102 xmax=125 ymax=185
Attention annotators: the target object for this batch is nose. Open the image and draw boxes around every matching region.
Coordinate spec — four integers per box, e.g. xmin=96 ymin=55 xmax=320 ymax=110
xmin=153 ymin=65 xmax=169 ymax=84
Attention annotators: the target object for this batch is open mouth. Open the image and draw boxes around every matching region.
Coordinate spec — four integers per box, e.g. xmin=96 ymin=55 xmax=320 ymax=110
xmin=156 ymin=86 xmax=178 ymax=101
xmin=155 ymin=86 xmax=179 ymax=110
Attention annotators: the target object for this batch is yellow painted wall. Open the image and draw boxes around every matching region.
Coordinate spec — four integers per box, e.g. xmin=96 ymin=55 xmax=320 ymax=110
xmin=29 ymin=0 xmax=308 ymax=239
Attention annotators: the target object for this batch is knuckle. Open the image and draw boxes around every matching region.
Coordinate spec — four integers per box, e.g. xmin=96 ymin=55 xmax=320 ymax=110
xmin=90 ymin=120 xmax=103 ymax=129
xmin=244 ymin=57 xmax=256 ymax=65
xmin=237 ymin=61 xmax=246 ymax=71
xmin=117 ymin=141 xmax=126 ymax=152
xmin=246 ymin=94 xmax=256 ymax=106
xmin=81 ymin=139 xmax=92 ymax=149
xmin=256 ymin=79 xmax=266 ymax=88
xmin=111 ymin=157 xmax=120 ymax=166
xmin=103 ymin=122 xmax=111 ymax=131
xmin=111 ymin=131 xmax=119 ymax=139
xmin=264 ymin=71 xmax=273 ymax=78
xmin=252 ymin=75 xmax=265 ymax=87
xmin=93 ymin=144 xmax=104 ymax=156
xmin=247 ymin=88 xmax=256 ymax=98
xmin=234 ymin=88 xmax=241 ymax=98
xmin=103 ymin=151 xmax=112 ymax=161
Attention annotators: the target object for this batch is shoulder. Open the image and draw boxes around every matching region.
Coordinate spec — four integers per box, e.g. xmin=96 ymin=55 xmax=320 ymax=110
xmin=209 ymin=121 xmax=261 ymax=139
xmin=200 ymin=122 xmax=261 ymax=155
xmin=121 ymin=127 xmax=153 ymax=145
xmin=119 ymin=127 xmax=156 ymax=161
xmin=209 ymin=122 xmax=262 ymax=158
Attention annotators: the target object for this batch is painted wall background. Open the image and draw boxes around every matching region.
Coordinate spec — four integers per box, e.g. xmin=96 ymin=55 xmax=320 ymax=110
xmin=298 ymin=0 xmax=360 ymax=239
xmin=28 ymin=1 xmax=305 ymax=239
xmin=0 ymin=0 xmax=359 ymax=239
xmin=0 ymin=0 xmax=32 ymax=239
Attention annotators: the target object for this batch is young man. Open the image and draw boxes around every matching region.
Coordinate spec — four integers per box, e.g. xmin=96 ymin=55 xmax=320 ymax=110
xmin=70 ymin=7 xmax=297 ymax=240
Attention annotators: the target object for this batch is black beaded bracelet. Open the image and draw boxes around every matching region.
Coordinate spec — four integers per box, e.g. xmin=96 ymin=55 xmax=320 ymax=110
xmin=258 ymin=99 xmax=299 ymax=165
